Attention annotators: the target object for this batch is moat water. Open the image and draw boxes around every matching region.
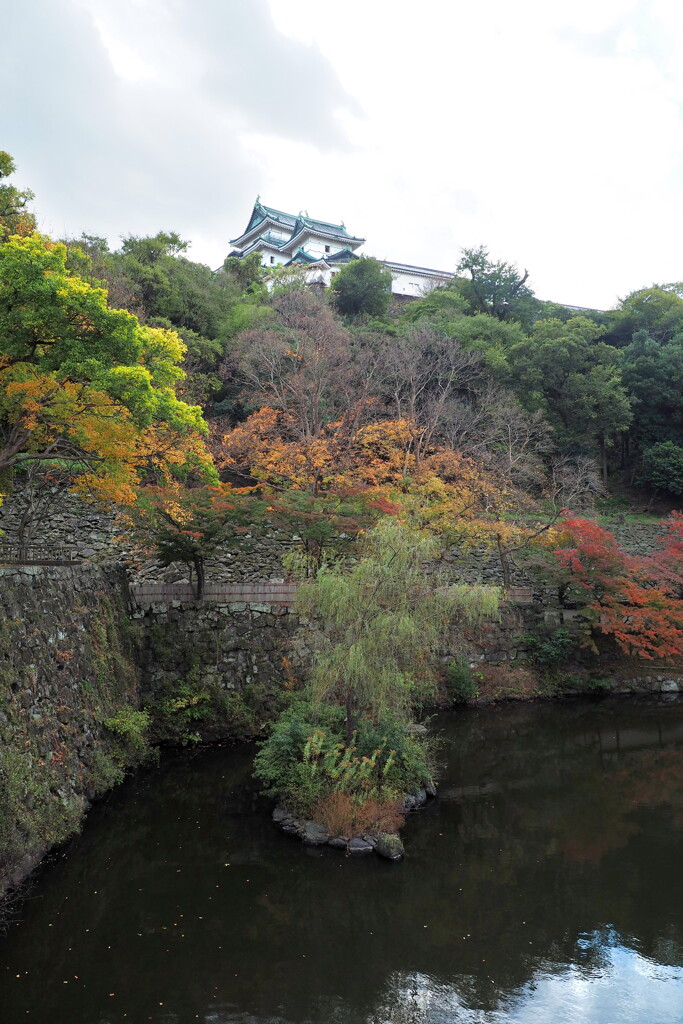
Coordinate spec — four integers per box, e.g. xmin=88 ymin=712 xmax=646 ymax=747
xmin=2 ymin=697 xmax=683 ymax=1023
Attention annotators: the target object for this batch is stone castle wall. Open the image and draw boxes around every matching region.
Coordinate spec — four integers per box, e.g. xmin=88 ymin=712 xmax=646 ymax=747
xmin=0 ymin=488 xmax=669 ymax=592
xmin=0 ymin=487 xmax=678 ymax=896
xmin=0 ymin=565 xmax=142 ymax=897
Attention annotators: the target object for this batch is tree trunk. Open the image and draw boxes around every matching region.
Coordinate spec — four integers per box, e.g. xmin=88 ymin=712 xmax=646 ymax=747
xmin=194 ymin=556 xmax=205 ymax=599
xmin=600 ymin=436 xmax=608 ymax=484
xmin=496 ymin=534 xmax=513 ymax=589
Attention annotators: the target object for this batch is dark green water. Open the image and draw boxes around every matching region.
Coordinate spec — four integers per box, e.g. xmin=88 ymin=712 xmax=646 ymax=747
xmin=3 ymin=698 xmax=683 ymax=1023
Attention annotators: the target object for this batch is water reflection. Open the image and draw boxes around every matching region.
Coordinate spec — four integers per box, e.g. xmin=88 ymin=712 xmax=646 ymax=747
xmin=371 ymin=942 xmax=683 ymax=1024
xmin=1 ymin=699 xmax=683 ymax=1023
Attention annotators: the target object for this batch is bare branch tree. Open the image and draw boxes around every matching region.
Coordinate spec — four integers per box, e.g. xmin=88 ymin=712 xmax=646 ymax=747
xmin=546 ymin=454 xmax=605 ymax=512
xmin=229 ymin=289 xmax=366 ymax=441
xmin=372 ymin=326 xmax=483 ymax=469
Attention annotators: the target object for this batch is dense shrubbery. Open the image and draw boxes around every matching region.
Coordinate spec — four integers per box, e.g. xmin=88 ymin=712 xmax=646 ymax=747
xmin=102 ymin=707 xmax=151 ymax=751
xmin=522 ymin=628 xmax=576 ymax=667
xmin=445 ymin=660 xmax=480 ymax=702
xmin=640 ymin=442 xmax=683 ymax=496
xmin=253 ymin=700 xmax=432 ymax=818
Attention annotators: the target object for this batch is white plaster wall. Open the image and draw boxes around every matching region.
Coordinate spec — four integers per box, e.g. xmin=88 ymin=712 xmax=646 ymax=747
xmin=299 ymin=266 xmax=329 ymax=286
xmin=390 ymin=271 xmax=432 ymax=296
xmin=254 ymin=246 xmax=288 ymax=268
xmin=267 ymin=227 xmax=290 ymax=243
xmin=295 ymin=233 xmax=344 ymax=260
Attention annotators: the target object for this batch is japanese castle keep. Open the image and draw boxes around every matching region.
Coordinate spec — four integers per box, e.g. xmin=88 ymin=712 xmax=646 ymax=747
xmin=228 ymin=199 xmax=454 ymax=297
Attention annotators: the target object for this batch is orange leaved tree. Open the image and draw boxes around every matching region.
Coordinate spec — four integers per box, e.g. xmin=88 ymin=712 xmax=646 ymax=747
xmin=555 ymin=517 xmax=683 ymax=660
xmin=126 ymin=484 xmax=264 ymax=596
xmin=0 ymin=234 xmax=213 ymax=505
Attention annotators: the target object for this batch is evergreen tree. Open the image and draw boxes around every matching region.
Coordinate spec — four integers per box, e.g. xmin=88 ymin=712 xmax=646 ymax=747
xmin=330 ymin=256 xmax=392 ymax=318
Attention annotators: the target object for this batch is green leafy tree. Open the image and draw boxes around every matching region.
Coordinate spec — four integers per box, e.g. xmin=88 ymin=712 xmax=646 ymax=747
xmin=0 ymin=233 xmax=212 ymax=500
xmin=222 ymin=252 xmax=266 ymax=294
xmin=254 ymin=519 xmax=499 ymax=823
xmin=399 ymin=291 xmax=525 ymax=375
xmin=455 ymin=245 xmax=541 ymax=327
xmin=448 ymin=312 xmax=526 ymax=376
xmin=622 ymin=331 xmax=683 ymax=450
xmin=640 ymin=442 xmax=683 ymax=496
xmin=605 ymin=286 xmax=683 ymax=347
xmin=67 ymin=231 xmax=265 ymax=346
xmin=330 ymin=256 xmax=392 ymax=318
xmin=506 ymin=317 xmax=632 ymax=477
xmin=117 ymin=232 xmax=232 ymax=339
xmin=297 ymin=518 xmax=499 ymax=742
xmin=0 ymin=152 xmax=36 ymax=241
xmin=537 ymin=300 xmax=608 ymax=327
xmin=399 ymin=284 xmax=469 ymax=328
xmin=64 ymin=233 xmax=272 ymax=416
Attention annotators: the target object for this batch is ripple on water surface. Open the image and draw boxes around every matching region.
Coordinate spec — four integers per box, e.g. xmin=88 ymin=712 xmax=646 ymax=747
xmin=2 ymin=698 xmax=683 ymax=1024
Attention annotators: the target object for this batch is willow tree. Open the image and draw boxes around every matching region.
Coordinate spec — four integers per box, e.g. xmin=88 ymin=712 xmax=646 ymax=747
xmin=296 ymin=517 xmax=499 ymax=742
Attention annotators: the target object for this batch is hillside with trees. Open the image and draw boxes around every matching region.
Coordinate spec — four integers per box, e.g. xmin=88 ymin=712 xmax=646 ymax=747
xmin=3 ymin=152 xmax=683 ymax=840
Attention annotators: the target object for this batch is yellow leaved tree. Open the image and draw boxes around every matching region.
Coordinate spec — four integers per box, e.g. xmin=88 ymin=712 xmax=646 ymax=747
xmin=0 ymin=234 xmax=215 ymax=505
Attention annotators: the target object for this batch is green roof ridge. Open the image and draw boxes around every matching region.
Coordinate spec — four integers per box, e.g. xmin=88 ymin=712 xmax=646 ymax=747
xmin=259 ymin=202 xmax=297 ymax=221
xmin=302 ymin=215 xmax=346 ymax=231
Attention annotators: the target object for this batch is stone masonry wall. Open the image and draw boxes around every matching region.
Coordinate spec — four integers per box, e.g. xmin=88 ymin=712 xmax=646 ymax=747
xmin=0 ymin=487 xmax=670 ymax=588
xmin=133 ymin=597 xmax=306 ymax=734
xmin=0 ymin=490 xmax=300 ymax=583
xmin=0 ymin=565 xmax=143 ymax=897
xmin=0 ymin=488 xmax=556 ymax=587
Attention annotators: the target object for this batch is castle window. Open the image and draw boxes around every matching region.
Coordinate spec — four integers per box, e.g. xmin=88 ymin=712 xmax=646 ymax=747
xmin=270 ymin=256 xmax=275 ymax=265
xmin=325 ymin=245 xmax=330 ymax=253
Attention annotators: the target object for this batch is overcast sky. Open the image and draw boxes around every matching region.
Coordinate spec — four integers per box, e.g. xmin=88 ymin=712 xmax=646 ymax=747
xmin=3 ymin=0 xmax=683 ymax=309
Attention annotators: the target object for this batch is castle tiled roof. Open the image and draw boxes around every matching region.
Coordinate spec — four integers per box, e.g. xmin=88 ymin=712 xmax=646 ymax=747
xmin=231 ymin=199 xmax=364 ymax=251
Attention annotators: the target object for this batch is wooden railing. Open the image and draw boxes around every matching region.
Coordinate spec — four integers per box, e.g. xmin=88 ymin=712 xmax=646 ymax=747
xmin=130 ymin=581 xmax=533 ymax=607
xmin=0 ymin=543 xmax=83 ymax=566
xmin=129 ymin=581 xmax=299 ymax=606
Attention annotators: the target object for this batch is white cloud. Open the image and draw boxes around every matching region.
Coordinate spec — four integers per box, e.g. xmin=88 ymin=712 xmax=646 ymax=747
xmin=3 ymin=0 xmax=683 ymax=306
xmin=1 ymin=0 xmax=357 ymax=268
xmin=260 ymin=0 xmax=683 ymax=308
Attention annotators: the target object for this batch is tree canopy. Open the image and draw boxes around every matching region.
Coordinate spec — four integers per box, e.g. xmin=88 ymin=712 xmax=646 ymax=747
xmin=0 ymin=152 xmax=36 ymax=242
xmin=455 ymin=245 xmax=540 ymax=327
xmin=330 ymin=256 xmax=392 ymax=318
xmin=506 ymin=317 xmax=632 ymax=473
xmin=0 ymin=233 xmax=213 ymax=501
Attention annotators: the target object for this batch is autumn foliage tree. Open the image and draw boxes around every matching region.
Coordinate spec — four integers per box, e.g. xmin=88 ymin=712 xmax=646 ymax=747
xmin=127 ymin=484 xmax=264 ymax=596
xmin=266 ymin=486 xmax=400 ymax=578
xmin=554 ymin=517 xmax=683 ymax=660
xmin=0 ymin=234 xmax=213 ymax=503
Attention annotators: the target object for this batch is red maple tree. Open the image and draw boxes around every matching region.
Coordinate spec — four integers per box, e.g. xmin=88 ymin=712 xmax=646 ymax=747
xmin=555 ymin=517 xmax=683 ymax=660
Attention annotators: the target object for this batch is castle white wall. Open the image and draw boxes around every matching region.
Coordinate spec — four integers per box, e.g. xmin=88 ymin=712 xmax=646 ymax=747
xmin=254 ymin=246 xmax=288 ymax=268
xmin=266 ymin=227 xmax=291 ymax=243
xmin=298 ymin=236 xmax=338 ymax=260
xmin=389 ymin=270 xmax=440 ymax=296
